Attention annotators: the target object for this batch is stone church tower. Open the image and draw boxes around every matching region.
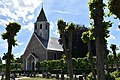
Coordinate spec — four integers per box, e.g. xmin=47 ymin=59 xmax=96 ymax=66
xmin=34 ymin=7 xmax=49 ymax=40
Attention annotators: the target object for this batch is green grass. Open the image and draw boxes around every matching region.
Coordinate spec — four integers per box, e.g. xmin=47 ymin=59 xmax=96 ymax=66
xmin=21 ymin=77 xmax=120 ymax=80
xmin=116 ymin=78 xmax=120 ymax=80
xmin=20 ymin=78 xmax=55 ymax=80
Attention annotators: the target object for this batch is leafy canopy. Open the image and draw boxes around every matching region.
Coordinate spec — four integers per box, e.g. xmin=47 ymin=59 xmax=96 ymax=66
xmin=1 ymin=22 xmax=21 ymax=46
xmin=108 ymin=0 xmax=120 ymax=19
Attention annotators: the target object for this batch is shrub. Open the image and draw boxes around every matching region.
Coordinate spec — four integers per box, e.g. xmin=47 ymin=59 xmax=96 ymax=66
xmin=86 ymin=72 xmax=96 ymax=80
xmin=111 ymin=70 xmax=120 ymax=77
xmin=105 ymin=73 xmax=115 ymax=80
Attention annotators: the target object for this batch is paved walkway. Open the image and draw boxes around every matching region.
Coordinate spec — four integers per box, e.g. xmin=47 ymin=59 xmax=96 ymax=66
xmin=0 ymin=76 xmax=30 ymax=80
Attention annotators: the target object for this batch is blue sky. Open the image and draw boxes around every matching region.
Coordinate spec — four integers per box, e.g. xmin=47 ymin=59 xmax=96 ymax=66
xmin=0 ymin=0 xmax=120 ymax=58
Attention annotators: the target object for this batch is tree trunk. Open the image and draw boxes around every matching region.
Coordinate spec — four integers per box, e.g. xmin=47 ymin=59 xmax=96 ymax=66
xmin=61 ymin=31 xmax=72 ymax=80
xmin=95 ymin=35 xmax=105 ymax=80
xmin=6 ymin=39 xmax=12 ymax=80
xmin=88 ymin=41 xmax=96 ymax=79
xmin=113 ymin=51 xmax=119 ymax=70
xmin=94 ymin=0 xmax=105 ymax=80
xmin=104 ymin=50 xmax=109 ymax=74
xmin=67 ymin=31 xmax=73 ymax=80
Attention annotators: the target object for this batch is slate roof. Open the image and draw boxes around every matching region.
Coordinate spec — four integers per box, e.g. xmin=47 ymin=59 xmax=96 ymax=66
xmin=37 ymin=7 xmax=47 ymax=21
xmin=47 ymin=37 xmax=63 ymax=51
xmin=35 ymin=33 xmax=48 ymax=48
xmin=34 ymin=33 xmax=63 ymax=51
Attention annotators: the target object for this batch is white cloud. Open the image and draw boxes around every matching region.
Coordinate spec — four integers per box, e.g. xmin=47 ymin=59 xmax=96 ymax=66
xmin=0 ymin=0 xmax=42 ymax=31
xmin=14 ymin=52 xmax=23 ymax=58
xmin=0 ymin=19 xmax=9 ymax=26
xmin=50 ymin=21 xmax=55 ymax=30
xmin=0 ymin=38 xmax=7 ymax=49
xmin=27 ymin=14 xmax=34 ymax=20
xmin=107 ymin=35 xmax=115 ymax=41
xmin=53 ymin=30 xmax=60 ymax=38
xmin=23 ymin=22 xmax=34 ymax=31
xmin=17 ymin=42 xmax=24 ymax=46
xmin=54 ymin=10 xmax=71 ymax=14
xmin=53 ymin=10 xmax=80 ymax=15
xmin=49 ymin=21 xmax=60 ymax=38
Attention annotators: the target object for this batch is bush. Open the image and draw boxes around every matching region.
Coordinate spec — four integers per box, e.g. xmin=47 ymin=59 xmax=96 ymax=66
xmin=111 ymin=70 xmax=120 ymax=77
xmin=105 ymin=73 xmax=115 ymax=80
xmin=86 ymin=71 xmax=115 ymax=80
xmin=86 ymin=72 xmax=96 ymax=80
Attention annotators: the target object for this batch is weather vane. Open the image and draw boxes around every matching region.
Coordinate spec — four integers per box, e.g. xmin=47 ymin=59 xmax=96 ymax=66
xmin=42 ymin=2 xmax=43 ymax=8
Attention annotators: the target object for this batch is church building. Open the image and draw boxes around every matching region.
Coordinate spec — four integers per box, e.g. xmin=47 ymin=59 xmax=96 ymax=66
xmin=22 ymin=7 xmax=63 ymax=70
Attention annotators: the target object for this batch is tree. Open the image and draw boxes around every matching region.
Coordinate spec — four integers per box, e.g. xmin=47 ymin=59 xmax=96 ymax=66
xmin=82 ymin=28 xmax=96 ymax=79
xmin=88 ymin=0 xmax=106 ymax=80
xmin=108 ymin=54 xmax=114 ymax=68
xmin=2 ymin=53 xmax=14 ymax=62
xmin=110 ymin=44 xmax=119 ymax=70
xmin=72 ymin=26 xmax=89 ymax=58
xmin=15 ymin=56 xmax=23 ymax=63
xmin=1 ymin=22 xmax=21 ymax=80
xmin=57 ymin=19 xmax=75 ymax=80
xmin=108 ymin=0 xmax=120 ymax=28
xmin=0 ymin=57 xmax=2 ymax=64
xmin=108 ymin=0 xmax=120 ymax=19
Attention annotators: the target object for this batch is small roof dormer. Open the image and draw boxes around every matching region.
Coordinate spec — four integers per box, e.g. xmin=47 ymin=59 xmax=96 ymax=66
xmin=37 ymin=7 xmax=47 ymax=21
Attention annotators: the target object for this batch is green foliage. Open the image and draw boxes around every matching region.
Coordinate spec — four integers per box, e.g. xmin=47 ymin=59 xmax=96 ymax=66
xmin=111 ymin=70 xmax=120 ymax=78
xmin=105 ymin=71 xmax=115 ymax=80
xmin=57 ymin=19 xmax=66 ymax=33
xmin=105 ymin=73 xmax=115 ymax=80
xmin=2 ymin=53 xmax=14 ymax=61
xmin=86 ymin=71 xmax=115 ymax=80
xmin=66 ymin=22 xmax=76 ymax=31
xmin=1 ymin=22 xmax=21 ymax=46
xmin=88 ymin=0 xmax=105 ymax=19
xmin=39 ymin=57 xmax=91 ymax=71
xmin=82 ymin=30 xmax=94 ymax=43
xmin=108 ymin=54 xmax=114 ymax=67
xmin=103 ymin=21 xmax=113 ymax=39
xmin=72 ymin=25 xmax=89 ymax=58
xmin=108 ymin=0 xmax=120 ymax=19
xmin=11 ymin=63 xmax=23 ymax=71
xmin=110 ymin=44 xmax=117 ymax=51
xmin=86 ymin=72 xmax=96 ymax=80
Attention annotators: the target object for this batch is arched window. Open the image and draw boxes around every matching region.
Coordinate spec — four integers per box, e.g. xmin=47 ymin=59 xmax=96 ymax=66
xmin=33 ymin=48 xmax=35 ymax=52
xmin=40 ymin=24 xmax=42 ymax=29
xmin=54 ymin=53 xmax=57 ymax=60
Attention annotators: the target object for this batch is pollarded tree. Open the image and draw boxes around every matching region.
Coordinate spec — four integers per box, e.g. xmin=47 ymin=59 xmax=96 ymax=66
xmin=1 ymin=22 xmax=21 ymax=80
xmin=57 ymin=19 xmax=75 ymax=80
xmin=82 ymin=27 xmax=96 ymax=79
xmin=108 ymin=0 xmax=120 ymax=19
xmin=72 ymin=25 xmax=89 ymax=58
xmin=108 ymin=54 xmax=114 ymax=68
xmin=110 ymin=44 xmax=119 ymax=70
xmin=66 ymin=22 xmax=75 ymax=80
xmin=108 ymin=0 xmax=120 ymax=28
xmin=88 ymin=0 xmax=106 ymax=80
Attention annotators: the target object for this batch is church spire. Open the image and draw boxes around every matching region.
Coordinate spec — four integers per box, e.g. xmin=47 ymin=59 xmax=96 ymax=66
xmin=37 ymin=7 xmax=47 ymax=21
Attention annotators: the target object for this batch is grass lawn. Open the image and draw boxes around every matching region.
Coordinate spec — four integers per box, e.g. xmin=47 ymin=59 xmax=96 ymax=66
xmin=20 ymin=78 xmax=55 ymax=80
xmin=116 ymin=78 xmax=120 ymax=80
xmin=21 ymin=77 xmax=120 ymax=80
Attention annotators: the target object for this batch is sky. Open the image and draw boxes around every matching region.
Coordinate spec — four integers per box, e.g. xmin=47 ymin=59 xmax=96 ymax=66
xmin=0 ymin=0 xmax=120 ymax=58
